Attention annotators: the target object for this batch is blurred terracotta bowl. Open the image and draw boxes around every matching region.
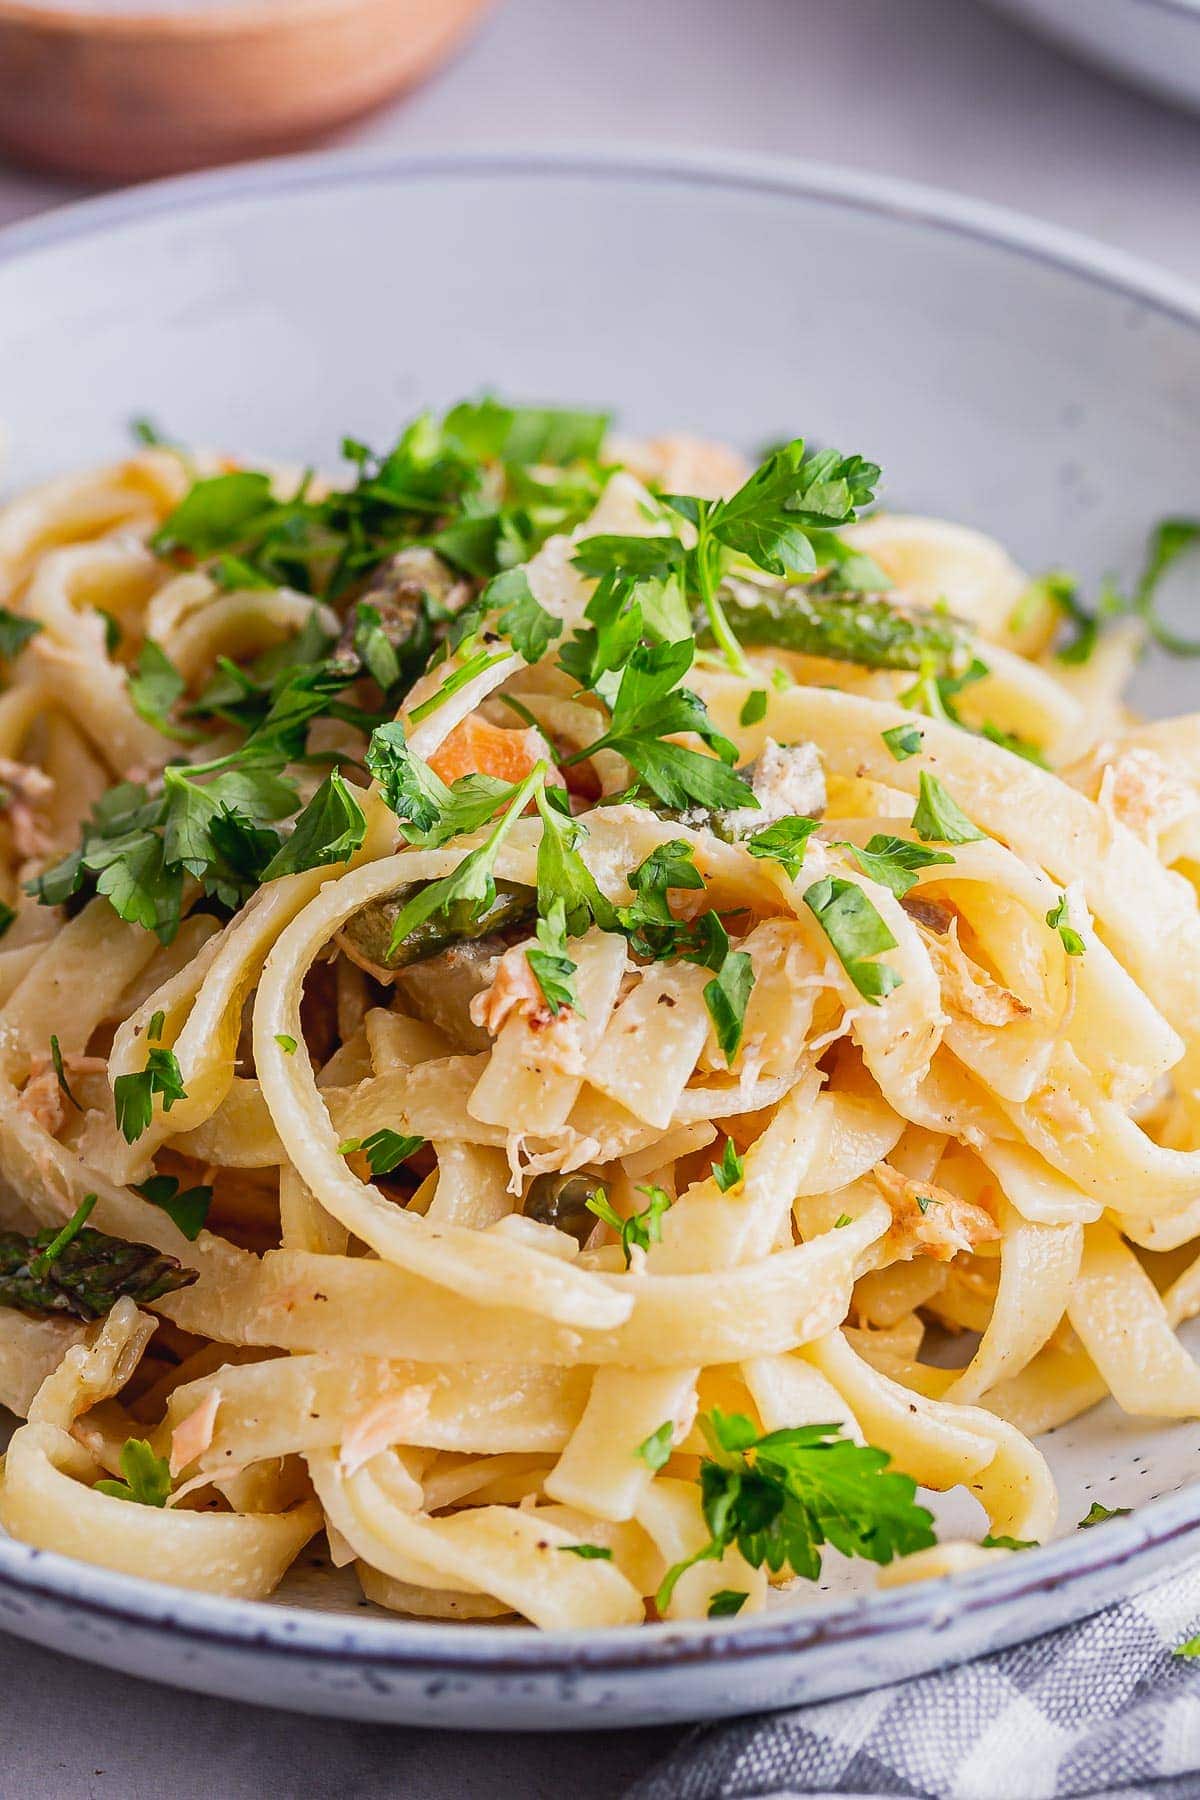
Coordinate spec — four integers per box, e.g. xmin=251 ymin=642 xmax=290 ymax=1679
xmin=0 ymin=0 xmax=495 ymax=180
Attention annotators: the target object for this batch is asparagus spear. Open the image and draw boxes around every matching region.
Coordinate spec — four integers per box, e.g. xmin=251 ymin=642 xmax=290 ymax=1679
xmin=0 ymin=1198 xmax=198 ymax=1321
xmin=698 ymin=583 xmax=975 ymax=676
xmin=339 ymin=880 xmax=536 ymax=978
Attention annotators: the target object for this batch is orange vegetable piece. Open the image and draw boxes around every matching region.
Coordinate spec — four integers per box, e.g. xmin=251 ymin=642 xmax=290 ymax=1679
xmin=428 ymin=714 xmax=550 ymax=787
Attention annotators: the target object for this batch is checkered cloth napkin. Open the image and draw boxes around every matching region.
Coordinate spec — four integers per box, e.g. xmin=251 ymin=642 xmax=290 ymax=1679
xmin=632 ymin=1563 xmax=1200 ymax=1800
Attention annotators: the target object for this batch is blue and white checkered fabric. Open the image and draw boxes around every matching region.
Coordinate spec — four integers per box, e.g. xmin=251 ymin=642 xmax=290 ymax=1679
xmin=633 ymin=1565 xmax=1200 ymax=1800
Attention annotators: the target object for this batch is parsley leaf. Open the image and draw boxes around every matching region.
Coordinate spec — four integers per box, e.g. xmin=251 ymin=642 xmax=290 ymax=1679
xmin=49 ymin=1034 xmax=80 ymax=1111
xmin=656 ymin=1411 xmax=936 ymax=1611
xmin=274 ymin=1033 xmax=297 ymax=1054
xmin=707 ymin=1590 xmax=748 ymax=1617
xmin=1046 ymin=893 xmax=1086 ymax=957
xmin=622 ymin=837 xmax=705 ymax=940
xmin=745 ymin=816 xmax=820 ymax=881
xmin=0 ymin=608 xmax=42 ymax=660
xmin=1078 ymin=1502 xmax=1131 ymax=1529
xmin=1175 ymin=1635 xmax=1200 ymax=1660
xmin=568 ymin=640 xmax=750 ymax=813
xmin=586 ymin=1184 xmax=672 ymax=1267
xmin=94 ymin=1438 xmax=173 ymax=1508
xmin=260 ymin=771 xmax=365 ymax=880
xmin=486 ymin=566 xmax=562 ymax=662
xmin=979 ymin=722 xmax=1049 ymax=767
xmin=152 ymin=471 xmax=276 ymax=559
xmin=112 ymin=1029 xmax=187 ymax=1143
xmin=128 ymin=640 xmax=200 ymax=742
xmin=337 ymin=1129 xmax=426 ymax=1177
xmin=366 ymin=721 xmax=457 ymax=835
xmin=911 ymin=772 xmax=984 ymax=845
xmin=684 ymin=441 xmax=880 ymax=580
xmin=704 ymin=949 xmax=755 ymax=1064
xmin=882 ymin=722 xmax=923 ymax=761
xmin=740 ymin=689 xmax=768 ymax=728
xmin=534 ymin=786 xmax=618 ymax=937
xmin=980 ymin=1533 xmax=1037 ymax=1551
xmin=843 ymin=834 xmax=955 ymax=899
xmin=525 ymin=897 xmax=579 ymax=1015
xmin=130 ymin=1174 xmax=213 ymax=1241
xmin=636 ymin=1421 xmax=675 ymax=1471
xmin=804 ymin=875 xmax=901 ymax=1004
xmin=558 ymin=1542 xmax=614 ymax=1560
xmin=712 ymin=1140 xmax=744 ymax=1192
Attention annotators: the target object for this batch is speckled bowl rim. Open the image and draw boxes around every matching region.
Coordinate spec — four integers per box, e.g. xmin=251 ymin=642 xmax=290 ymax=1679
xmin=2 ymin=142 xmax=1200 ymax=1678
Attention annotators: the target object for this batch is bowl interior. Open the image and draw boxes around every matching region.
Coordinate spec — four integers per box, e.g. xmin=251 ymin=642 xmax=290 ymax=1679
xmin=0 ymin=150 xmax=1199 ymax=1675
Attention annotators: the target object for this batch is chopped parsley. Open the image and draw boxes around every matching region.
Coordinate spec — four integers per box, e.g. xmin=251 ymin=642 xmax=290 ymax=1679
xmin=636 ymin=1421 xmax=675 ymax=1471
xmin=882 ymin=722 xmax=923 ymax=761
xmin=49 ymin=1034 xmax=80 ymax=1111
xmin=130 ymin=1174 xmax=213 ymax=1241
xmin=586 ymin=1185 xmax=672 ymax=1267
xmin=1078 ymin=1501 xmax=1131 ymax=1529
xmin=745 ymin=816 xmax=820 ymax=881
xmin=712 ymin=1140 xmax=744 ymax=1192
xmin=0 ymin=608 xmax=42 ymax=661
xmin=151 ymin=401 xmax=612 ymax=602
xmin=558 ymin=1542 xmax=613 ymax=1561
xmin=259 ymin=771 xmax=366 ymax=881
xmin=707 ymin=1590 xmax=748 ymax=1618
xmin=1046 ymin=893 xmax=1086 ymax=957
xmin=113 ymin=1027 xmax=187 ymax=1144
xmin=94 ymin=1438 xmax=173 ymax=1508
xmin=128 ymin=640 xmax=200 ymax=743
xmin=804 ymin=875 xmax=901 ymax=1003
xmin=525 ymin=897 xmax=579 ymax=1015
xmin=338 ymin=1130 xmax=426 ymax=1177
xmin=911 ymin=772 xmax=984 ymax=845
xmin=842 ymin=834 xmax=955 ymax=900
xmin=704 ymin=950 xmax=755 ymax=1064
xmin=740 ymin=689 xmax=768 ymax=727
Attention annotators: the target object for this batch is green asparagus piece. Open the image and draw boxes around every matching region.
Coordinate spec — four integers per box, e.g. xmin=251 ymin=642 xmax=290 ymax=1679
xmin=0 ymin=1216 xmax=198 ymax=1321
xmin=698 ymin=585 xmax=975 ymax=676
xmin=341 ymin=879 xmax=536 ymax=976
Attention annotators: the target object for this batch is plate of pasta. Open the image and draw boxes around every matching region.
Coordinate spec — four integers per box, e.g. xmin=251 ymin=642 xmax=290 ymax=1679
xmin=0 ymin=148 xmax=1198 ymax=1729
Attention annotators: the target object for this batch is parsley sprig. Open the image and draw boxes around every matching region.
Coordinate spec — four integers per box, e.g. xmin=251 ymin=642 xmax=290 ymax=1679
xmin=95 ymin=1438 xmax=173 ymax=1508
xmin=586 ymin=1185 xmax=672 ymax=1266
xmin=113 ymin=1012 xmax=187 ymax=1143
xmin=655 ymin=1410 xmax=936 ymax=1611
xmin=151 ymin=400 xmax=612 ymax=601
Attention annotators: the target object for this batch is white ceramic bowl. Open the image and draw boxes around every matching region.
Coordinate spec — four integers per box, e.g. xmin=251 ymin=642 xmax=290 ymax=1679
xmin=1 ymin=146 xmax=1200 ymax=1729
xmin=987 ymin=0 xmax=1200 ymax=113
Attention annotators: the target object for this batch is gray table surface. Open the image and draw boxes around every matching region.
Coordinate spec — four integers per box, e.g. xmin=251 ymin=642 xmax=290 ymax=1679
xmin=1 ymin=1 xmax=1199 ymax=1793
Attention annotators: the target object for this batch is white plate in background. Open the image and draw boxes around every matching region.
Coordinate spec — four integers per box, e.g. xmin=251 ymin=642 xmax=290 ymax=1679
xmin=987 ymin=0 xmax=1200 ymax=113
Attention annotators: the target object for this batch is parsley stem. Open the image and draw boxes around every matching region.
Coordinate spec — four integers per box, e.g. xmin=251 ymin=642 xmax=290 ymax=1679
xmin=384 ymin=761 xmax=548 ymax=955
xmin=408 ymin=648 xmax=512 ymax=724
xmin=694 ymin=517 xmax=751 ymax=679
xmin=28 ymin=1194 xmax=97 ymax=1277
